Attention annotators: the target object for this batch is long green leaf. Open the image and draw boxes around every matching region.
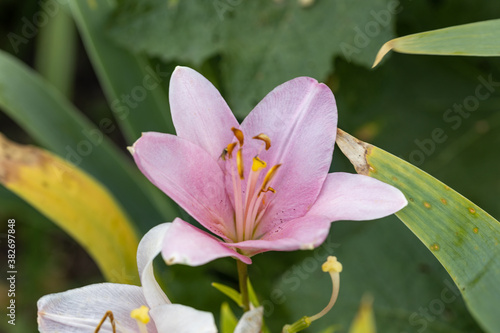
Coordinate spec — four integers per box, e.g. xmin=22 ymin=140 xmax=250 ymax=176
xmin=0 ymin=50 xmax=171 ymax=231
xmin=70 ymin=0 xmax=179 ymax=222
xmin=0 ymin=134 xmax=139 ymax=284
xmin=35 ymin=3 xmax=76 ymax=98
xmin=107 ymin=0 xmax=397 ymax=117
xmin=69 ymin=0 xmax=175 ymax=141
xmin=373 ymin=19 xmax=500 ymax=67
xmin=336 ymin=129 xmax=500 ymax=332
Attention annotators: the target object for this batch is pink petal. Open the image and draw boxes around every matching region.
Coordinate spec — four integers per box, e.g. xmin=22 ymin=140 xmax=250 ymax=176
xmin=241 ymin=77 xmax=337 ymax=235
xmin=169 ymin=66 xmax=239 ymax=160
xmin=37 ymin=283 xmax=158 ymax=333
xmin=131 ymin=132 xmax=235 ymax=240
xmin=137 ymin=223 xmax=171 ymax=308
xmin=150 ymin=304 xmax=217 ymax=333
xmin=308 ymin=172 xmax=408 ymax=221
xmin=162 ymin=218 xmax=251 ymax=266
xmin=228 ymin=215 xmax=332 ymax=255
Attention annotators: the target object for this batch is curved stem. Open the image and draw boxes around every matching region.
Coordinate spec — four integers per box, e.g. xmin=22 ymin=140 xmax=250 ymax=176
xmin=237 ymin=260 xmax=250 ymax=312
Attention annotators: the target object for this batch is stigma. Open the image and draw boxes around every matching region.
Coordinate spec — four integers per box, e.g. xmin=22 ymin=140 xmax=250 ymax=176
xmin=224 ymin=127 xmax=281 ymax=242
xmin=130 ymin=305 xmax=150 ymax=333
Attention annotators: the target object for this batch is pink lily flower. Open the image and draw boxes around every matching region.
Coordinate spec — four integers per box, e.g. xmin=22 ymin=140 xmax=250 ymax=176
xmin=129 ymin=67 xmax=407 ymax=266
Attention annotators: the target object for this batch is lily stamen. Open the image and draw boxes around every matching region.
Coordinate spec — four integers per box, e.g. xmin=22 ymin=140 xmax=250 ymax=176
xmin=226 ymin=142 xmax=238 ymax=159
xmin=261 ymin=187 xmax=276 ymax=194
xmin=224 ymin=128 xmax=282 ymax=241
xmin=231 ymin=127 xmax=244 ymax=146
xmin=253 ymin=133 xmax=272 ymax=150
xmin=94 ymin=310 xmax=116 ymax=333
xmin=260 ymin=164 xmax=282 ymax=195
xmin=236 ymin=149 xmax=244 ymax=179
xmin=228 ymin=145 xmax=245 ymax=241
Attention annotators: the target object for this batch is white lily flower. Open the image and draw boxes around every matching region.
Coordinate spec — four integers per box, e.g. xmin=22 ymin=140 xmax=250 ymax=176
xmin=37 ymin=223 xmax=262 ymax=333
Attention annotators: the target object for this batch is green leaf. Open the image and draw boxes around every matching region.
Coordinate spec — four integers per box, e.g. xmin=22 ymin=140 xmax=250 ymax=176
xmin=247 ymin=278 xmax=260 ymax=307
xmin=69 ymin=0 xmax=175 ymax=142
xmin=0 ymin=50 xmax=173 ymax=231
xmin=220 ymin=302 xmax=239 ymax=333
xmin=373 ymin=19 xmax=500 ymax=67
xmin=108 ymin=0 xmax=220 ymax=66
xmin=0 ymin=134 xmax=139 ymax=284
xmin=69 ymin=0 xmax=180 ymax=223
xmin=212 ymin=282 xmax=243 ymax=307
xmin=35 ymin=3 xmax=76 ymax=98
xmin=108 ymin=0 xmax=397 ymax=116
xmin=336 ymin=129 xmax=500 ymax=332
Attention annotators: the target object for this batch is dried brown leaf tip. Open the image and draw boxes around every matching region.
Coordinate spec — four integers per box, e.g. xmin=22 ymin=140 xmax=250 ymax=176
xmin=335 ymin=129 xmax=371 ymax=175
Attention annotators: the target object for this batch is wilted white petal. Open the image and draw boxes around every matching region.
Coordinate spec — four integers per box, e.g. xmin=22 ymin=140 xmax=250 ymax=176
xmin=234 ymin=307 xmax=264 ymax=333
xmin=37 ymin=283 xmax=157 ymax=333
xmin=150 ymin=303 xmax=217 ymax=333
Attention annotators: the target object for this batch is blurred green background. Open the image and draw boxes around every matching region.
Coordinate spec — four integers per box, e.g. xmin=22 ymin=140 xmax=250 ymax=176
xmin=0 ymin=0 xmax=499 ymax=332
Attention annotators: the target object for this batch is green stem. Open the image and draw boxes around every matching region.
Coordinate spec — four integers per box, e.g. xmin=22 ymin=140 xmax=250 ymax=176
xmin=237 ymin=260 xmax=250 ymax=312
xmin=282 ymin=316 xmax=311 ymax=333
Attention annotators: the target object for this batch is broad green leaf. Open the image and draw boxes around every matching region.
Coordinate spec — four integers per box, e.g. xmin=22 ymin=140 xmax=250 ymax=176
xmin=212 ymin=282 xmax=243 ymax=307
xmin=373 ymin=19 xmax=500 ymax=67
xmin=336 ymin=129 xmax=500 ymax=332
xmin=69 ymin=0 xmax=175 ymax=141
xmin=0 ymin=134 xmax=139 ymax=284
xmin=108 ymin=0 xmax=397 ymax=116
xmin=109 ymin=0 xmax=220 ymax=66
xmin=0 ymin=49 xmax=174 ymax=231
xmin=348 ymin=295 xmax=376 ymax=333
xmin=220 ymin=302 xmax=238 ymax=333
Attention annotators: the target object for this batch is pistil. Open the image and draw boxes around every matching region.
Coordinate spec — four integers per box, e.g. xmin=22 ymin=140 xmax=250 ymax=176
xmin=282 ymin=257 xmax=343 ymax=333
xmin=130 ymin=305 xmax=150 ymax=333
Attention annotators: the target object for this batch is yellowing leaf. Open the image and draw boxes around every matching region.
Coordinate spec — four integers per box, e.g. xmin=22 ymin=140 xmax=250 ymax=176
xmin=0 ymin=134 xmax=139 ymax=284
xmin=348 ymin=295 xmax=376 ymax=333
